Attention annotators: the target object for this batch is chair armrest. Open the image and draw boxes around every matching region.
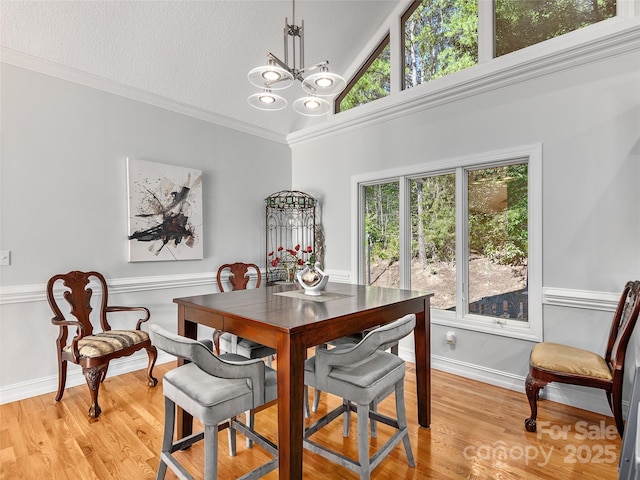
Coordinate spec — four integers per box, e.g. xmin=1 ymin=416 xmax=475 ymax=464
xmin=51 ymin=316 xmax=85 ymax=362
xmin=106 ymin=306 xmax=150 ymax=330
xmin=51 ymin=316 xmax=83 ymax=329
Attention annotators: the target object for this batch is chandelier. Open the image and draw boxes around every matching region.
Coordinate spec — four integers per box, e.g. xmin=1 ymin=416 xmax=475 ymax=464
xmin=247 ymin=0 xmax=346 ymax=116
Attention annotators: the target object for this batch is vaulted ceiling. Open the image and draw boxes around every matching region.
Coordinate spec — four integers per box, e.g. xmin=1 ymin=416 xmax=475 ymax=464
xmin=1 ymin=1 xmax=400 ymax=138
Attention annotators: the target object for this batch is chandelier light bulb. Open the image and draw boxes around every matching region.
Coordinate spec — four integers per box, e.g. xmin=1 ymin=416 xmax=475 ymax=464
xmin=314 ymin=76 xmax=334 ymax=88
xmin=304 ymin=99 xmax=320 ymax=109
xmin=263 ymin=70 xmax=282 ymax=82
xmin=248 ymin=64 xmax=294 ymax=90
xmin=259 ymin=94 xmax=277 ymax=104
xmin=248 ymin=90 xmax=287 ymax=111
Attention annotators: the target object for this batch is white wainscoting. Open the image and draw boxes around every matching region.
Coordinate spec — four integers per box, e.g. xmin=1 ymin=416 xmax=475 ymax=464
xmin=0 ymin=272 xmax=620 ymax=407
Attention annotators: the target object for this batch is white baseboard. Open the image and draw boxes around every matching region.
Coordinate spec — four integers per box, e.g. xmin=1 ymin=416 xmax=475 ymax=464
xmin=1 ymin=348 xmax=619 ymax=418
xmin=431 ymin=354 xmax=616 ymax=418
xmin=0 ymin=351 xmax=174 ymax=405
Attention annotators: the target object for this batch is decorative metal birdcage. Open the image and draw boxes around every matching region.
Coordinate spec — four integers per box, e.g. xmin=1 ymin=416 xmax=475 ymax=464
xmin=265 ymin=190 xmax=316 ymax=284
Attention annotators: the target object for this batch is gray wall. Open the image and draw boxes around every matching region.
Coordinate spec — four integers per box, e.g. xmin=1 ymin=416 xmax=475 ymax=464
xmin=0 ymin=64 xmax=291 ymax=399
xmin=290 ymin=47 xmax=640 ymax=414
xmin=1 ymin=35 xmax=639 ymax=418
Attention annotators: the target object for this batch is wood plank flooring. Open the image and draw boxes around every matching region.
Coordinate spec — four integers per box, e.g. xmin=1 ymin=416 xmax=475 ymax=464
xmin=0 ymin=362 xmax=622 ymax=479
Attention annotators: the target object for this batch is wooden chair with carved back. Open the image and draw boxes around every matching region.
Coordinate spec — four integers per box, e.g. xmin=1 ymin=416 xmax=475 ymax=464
xmin=213 ymin=263 xmax=276 ymax=364
xmin=525 ymin=280 xmax=640 ymax=436
xmin=47 ymin=270 xmax=158 ymax=418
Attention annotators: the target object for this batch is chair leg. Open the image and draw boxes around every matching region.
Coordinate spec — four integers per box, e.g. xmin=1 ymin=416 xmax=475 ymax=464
xmin=611 ymin=383 xmax=625 ymax=436
xmin=246 ymin=410 xmax=254 ymax=448
xmin=212 ymin=329 xmax=222 ymax=355
xmin=304 ymin=386 xmax=311 ymax=419
xmin=84 ymin=364 xmax=108 ymax=418
xmin=157 ymin=397 xmax=175 ymax=480
xmin=370 ymin=399 xmax=377 ymax=438
xmin=343 ymin=399 xmax=352 ymax=437
xmin=395 ymin=380 xmax=415 ymax=467
xmin=524 ymin=374 xmax=546 ymax=432
xmin=146 ymin=345 xmax=159 ymax=387
xmin=228 ymin=417 xmax=237 ymax=456
xmin=312 ymin=388 xmax=321 ymax=413
xmin=55 ymin=358 xmax=67 ymax=402
xmin=204 ymin=424 xmax=218 ymax=480
xmin=356 ymin=402 xmax=371 ymax=480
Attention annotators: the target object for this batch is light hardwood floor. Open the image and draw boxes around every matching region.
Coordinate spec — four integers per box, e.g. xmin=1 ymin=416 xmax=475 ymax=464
xmin=0 ymin=362 xmax=621 ymax=479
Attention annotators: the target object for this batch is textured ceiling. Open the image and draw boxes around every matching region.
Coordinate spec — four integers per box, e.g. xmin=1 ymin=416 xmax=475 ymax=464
xmin=1 ymin=0 xmax=400 ymax=138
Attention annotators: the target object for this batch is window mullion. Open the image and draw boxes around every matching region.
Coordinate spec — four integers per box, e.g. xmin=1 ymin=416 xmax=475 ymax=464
xmin=399 ymin=176 xmax=410 ymax=289
xmin=456 ymin=167 xmax=468 ymax=318
xmin=478 ymin=0 xmax=495 ymax=63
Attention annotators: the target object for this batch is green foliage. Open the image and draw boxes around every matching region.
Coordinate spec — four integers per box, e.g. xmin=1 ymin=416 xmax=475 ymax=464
xmin=366 ymin=165 xmax=528 ymax=269
xmin=468 ymin=165 xmax=528 ymax=266
xmin=495 ymin=0 xmax=616 ymax=56
xmin=340 ymin=43 xmax=391 ymax=112
xmin=410 ymin=174 xmax=456 ymax=263
xmin=404 ymin=0 xmax=478 ymax=87
xmin=364 ymin=182 xmax=400 ymax=262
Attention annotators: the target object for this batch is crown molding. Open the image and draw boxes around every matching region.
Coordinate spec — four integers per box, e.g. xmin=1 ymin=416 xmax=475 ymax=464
xmin=0 ymin=47 xmax=287 ymax=145
xmin=287 ymin=18 xmax=640 ymax=147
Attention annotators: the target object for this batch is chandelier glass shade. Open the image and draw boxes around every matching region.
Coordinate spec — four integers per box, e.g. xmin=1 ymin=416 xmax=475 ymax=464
xmin=292 ymin=95 xmax=331 ymax=116
xmin=247 ymin=90 xmax=287 ymax=111
xmin=247 ymin=0 xmax=346 ymax=116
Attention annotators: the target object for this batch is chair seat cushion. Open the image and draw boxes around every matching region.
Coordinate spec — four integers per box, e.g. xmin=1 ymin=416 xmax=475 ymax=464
xmin=219 ymin=333 xmax=276 ymax=360
xmin=305 ymin=349 xmax=405 ymax=405
xmin=530 ymin=342 xmax=613 ymax=381
xmin=163 ymin=360 xmax=277 ymax=425
xmin=63 ymin=330 xmax=149 ymax=358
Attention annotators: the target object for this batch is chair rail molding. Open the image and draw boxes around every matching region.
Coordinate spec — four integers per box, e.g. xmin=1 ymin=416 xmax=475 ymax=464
xmin=0 ymin=272 xmax=216 ymax=305
xmin=0 ymin=269 xmax=352 ymax=306
xmin=542 ymin=286 xmax=621 ymax=312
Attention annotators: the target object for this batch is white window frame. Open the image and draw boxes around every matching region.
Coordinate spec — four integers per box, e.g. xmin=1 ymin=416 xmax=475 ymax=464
xmin=351 ymin=144 xmax=542 ymax=341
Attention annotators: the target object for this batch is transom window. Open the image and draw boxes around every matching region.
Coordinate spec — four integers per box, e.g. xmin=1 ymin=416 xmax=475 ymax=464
xmin=337 ymin=0 xmax=617 ymax=111
xmin=336 ymin=35 xmax=390 ymax=113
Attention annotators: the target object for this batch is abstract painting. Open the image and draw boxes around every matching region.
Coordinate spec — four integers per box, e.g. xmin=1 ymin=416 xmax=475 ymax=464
xmin=126 ymin=157 xmax=203 ymax=262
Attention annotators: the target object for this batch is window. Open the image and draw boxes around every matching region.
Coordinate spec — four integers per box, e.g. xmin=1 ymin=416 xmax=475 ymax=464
xmin=410 ymin=174 xmax=456 ymax=311
xmin=495 ymin=0 xmax=617 ymax=57
xmin=355 ymin=145 xmax=541 ymax=340
xmin=467 ymin=164 xmax=528 ymax=321
xmin=401 ymin=0 xmax=617 ymax=90
xmin=336 ymin=35 xmax=390 ymax=113
xmin=403 ymin=0 xmax=478 ymax=89
xmin=363 ymin=181 xmax=400 ymax=286
xmin=336 ymin=0 xmax=619 ymax=114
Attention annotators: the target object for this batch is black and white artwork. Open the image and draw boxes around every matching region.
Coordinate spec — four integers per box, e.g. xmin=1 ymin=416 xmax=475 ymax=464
xmin=126 ymin=157 xmax=203 ymax=262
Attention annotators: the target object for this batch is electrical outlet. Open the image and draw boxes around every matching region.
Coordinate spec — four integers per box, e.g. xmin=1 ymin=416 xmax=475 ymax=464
xmin=0 ymin=251 xmax=11 ymax=266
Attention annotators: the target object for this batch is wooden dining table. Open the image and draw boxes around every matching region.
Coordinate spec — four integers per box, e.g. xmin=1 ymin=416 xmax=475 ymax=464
xmin=173 ymin=282 xmax=432 ymax=480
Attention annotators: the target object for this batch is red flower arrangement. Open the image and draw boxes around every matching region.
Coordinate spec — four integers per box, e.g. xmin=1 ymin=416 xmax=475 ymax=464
xmin=268 ymin=244 xmax=314 ymax=268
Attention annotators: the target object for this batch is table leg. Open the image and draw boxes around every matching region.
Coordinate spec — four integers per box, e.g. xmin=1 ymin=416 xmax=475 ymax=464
xmin=276 ymin=332 xmax=306 ymax=480
xmin=413 ymin=297 xmax=431 ymax=428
